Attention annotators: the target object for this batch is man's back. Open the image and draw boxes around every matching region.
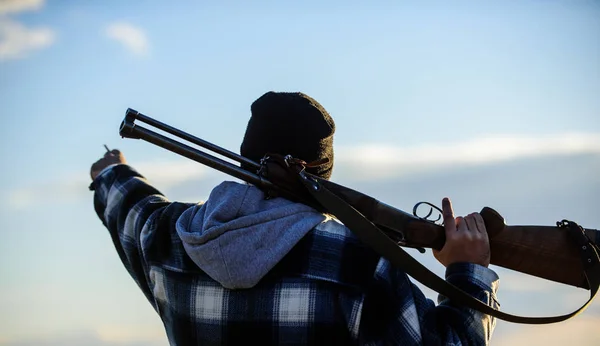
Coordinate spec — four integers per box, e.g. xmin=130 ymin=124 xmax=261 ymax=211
xmin=148 ymin=216 xmax=376 ymax=345
xmin=91 ymin=164 xmax=499 ymax=345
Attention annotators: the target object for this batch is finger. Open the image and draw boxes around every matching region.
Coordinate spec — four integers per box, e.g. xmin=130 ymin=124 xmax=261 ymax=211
xmin=90 ymin=160 xmax=103 ymax=179
xmin=91 ymin=159 xmax=103 ymax=171
xmin=473 ymin=213 xmax=487 ymax=235
xmin=442 ymin=198 xmax=457 ymax=237
xmin=104 ymin=149 xmax=121 ymax=159
xmin=456 ymin=216 xmax=468 ymax=231
xmin=465 ymin=213 xmax=479 ymax=232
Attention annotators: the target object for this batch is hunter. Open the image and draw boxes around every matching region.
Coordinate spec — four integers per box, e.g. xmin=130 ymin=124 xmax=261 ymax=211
xmin=90 ymin=91 xmax=499 ymax=345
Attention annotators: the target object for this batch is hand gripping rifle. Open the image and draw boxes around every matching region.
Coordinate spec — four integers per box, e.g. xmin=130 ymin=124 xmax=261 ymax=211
xmin=119 ymin=108 xmax=600 ymax=324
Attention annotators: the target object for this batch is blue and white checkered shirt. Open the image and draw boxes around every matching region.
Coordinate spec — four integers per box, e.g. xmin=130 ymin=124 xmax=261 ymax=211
xmin=91 ymin=164 xmax=499 ymax=345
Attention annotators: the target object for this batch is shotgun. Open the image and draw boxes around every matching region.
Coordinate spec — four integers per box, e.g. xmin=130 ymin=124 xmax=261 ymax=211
xmin=118 ymin=108 xmax=600 ymax=323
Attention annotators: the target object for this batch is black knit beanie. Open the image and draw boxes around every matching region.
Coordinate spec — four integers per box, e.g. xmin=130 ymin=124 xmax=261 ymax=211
xmin=240 ymin=91 xmax=336 ymax=179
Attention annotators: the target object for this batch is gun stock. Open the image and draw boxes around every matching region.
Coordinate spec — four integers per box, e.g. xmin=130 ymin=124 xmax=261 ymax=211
xmin=401 ymin=218 xmax=598 ymax=289
xmin=489 ymin=224 xmax=598 ymax=289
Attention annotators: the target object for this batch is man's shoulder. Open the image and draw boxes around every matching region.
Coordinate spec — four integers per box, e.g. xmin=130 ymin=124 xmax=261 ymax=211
xmin=267 ymin=216 xmax=385 ymax=288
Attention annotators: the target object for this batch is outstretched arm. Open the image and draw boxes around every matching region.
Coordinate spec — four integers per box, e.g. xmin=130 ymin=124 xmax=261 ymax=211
xmin=89 ymin=149 xmax=193 ymax=308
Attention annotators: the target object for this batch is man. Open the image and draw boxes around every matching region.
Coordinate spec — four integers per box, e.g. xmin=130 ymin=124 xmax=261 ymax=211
xmin=90 ymin=92 xmax=499 ymax=345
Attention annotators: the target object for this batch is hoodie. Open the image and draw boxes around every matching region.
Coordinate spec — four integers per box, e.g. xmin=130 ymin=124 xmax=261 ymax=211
xmin=175 ymin=181 xmax=328 ymax=289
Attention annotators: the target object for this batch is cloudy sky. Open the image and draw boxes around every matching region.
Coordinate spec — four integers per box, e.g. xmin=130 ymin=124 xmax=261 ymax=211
xmin=1 ymin=0 xmax=599 ymax=345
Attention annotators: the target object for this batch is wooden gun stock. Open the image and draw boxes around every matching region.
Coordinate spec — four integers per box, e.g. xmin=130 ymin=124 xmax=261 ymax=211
xmin=488 ymin=224 xmax=598 ymax=289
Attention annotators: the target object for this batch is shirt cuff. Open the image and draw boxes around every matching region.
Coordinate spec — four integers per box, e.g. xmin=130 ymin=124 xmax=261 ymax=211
xmin=97 ymin=164 xmax=119 ymax=178
xmin=88 ymin=164 xmax=126 ymax=191
xmin=445 ymin=262 xmax=500 ymax=294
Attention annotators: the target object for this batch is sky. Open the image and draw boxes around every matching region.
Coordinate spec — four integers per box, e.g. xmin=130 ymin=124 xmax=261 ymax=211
xmin=0 ymin=0 xmax=599 ymax=344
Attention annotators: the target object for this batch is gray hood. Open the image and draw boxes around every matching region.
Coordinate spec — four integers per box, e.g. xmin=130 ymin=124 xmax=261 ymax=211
xmin=175 ymin=181 xmax=326 ymax=289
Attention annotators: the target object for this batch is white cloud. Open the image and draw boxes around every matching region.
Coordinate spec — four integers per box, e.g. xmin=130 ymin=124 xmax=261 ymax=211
xmin=104 ymin=22 xmax=149 ymax=56
xmin=493 ymin=316 xmax=600 ymax=346
xmin=3 ymin=132 xmax=599 ymax=209
xmin=0 ymin=0 xmax=54 ymax=61
xmin=95 ymin=324 xmax=167 ymax=345
xmin=5 ymin=160 xmax=212 ymax=210
xmin=333 ymin=132 xmax=600 ymax=181
xmin=0 ymin=17 xmax=54 ymax=61
xmin=0 ymin=329 xmax=167 ymax=346
xmin=0 ymin=0 xmax=44 ymax=15
xmin=133 ymin=160 xmax=209 ymax=189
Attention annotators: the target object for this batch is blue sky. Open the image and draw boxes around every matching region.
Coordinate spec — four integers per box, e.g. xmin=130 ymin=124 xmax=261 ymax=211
xmin=1 ymin=0 xmax=599 ymax=345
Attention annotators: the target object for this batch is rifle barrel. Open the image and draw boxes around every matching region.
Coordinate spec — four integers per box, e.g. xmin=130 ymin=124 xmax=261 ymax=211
xmin=120 ymin=112 xmax=266 ymax=188
xmin=119 ymin=109 xmax=315 ymax=207
xmin=124 ymin=108 xmax=260 ymax=170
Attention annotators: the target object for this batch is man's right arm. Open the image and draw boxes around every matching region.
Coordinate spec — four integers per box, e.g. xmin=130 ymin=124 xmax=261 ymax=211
xmin=421 ymin=197 xmax=499 ymax=345
xmin=413 ymin=262 xmax=499 ymax=345
xmin=358 ymin=197 xmax=499 ymax=345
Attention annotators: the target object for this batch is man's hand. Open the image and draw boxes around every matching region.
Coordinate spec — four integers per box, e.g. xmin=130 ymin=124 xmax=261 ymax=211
xmin=90 ymin=149 xmax=126 ymax=180
xmin=433 ymin=198 xmax=491 ymax=268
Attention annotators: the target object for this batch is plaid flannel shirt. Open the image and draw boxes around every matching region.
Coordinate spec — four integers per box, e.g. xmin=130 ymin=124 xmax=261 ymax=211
xmin=91 ymin=164 xmax=499 ymax=346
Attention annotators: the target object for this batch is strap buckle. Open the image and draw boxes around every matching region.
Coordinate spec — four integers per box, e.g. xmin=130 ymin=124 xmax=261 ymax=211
xmin=558 ymin=219 xmax=600 ymax=270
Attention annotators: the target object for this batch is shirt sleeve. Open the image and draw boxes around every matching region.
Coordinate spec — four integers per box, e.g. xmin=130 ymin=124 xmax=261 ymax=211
xmin=359 ymin=259 xmax=499 ymax=346
xmin=432 ymin=263 xmax=499 ymax=344
xmin=89 ymin=163 xmax=192 ymax=309
xmin=418 ymin=262 xmax=499 ymax=345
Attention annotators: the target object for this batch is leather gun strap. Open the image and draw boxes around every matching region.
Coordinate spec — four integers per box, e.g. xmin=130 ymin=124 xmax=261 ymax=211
xmin=297 ymin=172 xmax=600 ymax=325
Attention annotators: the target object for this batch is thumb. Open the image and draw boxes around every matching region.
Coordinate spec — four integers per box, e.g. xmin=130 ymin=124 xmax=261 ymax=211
xmin=442 ymin=197 xmax=457 ymax=238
